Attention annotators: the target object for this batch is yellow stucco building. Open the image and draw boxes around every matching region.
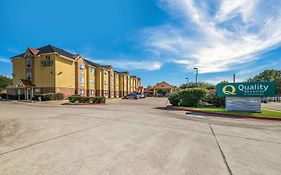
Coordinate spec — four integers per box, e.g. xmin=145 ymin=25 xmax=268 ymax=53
xmin=7 ymin=45 xmax=142 ymax=99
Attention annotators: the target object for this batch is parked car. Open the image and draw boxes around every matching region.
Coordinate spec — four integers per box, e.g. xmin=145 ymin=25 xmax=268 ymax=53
xmin=136 ymin=92 xmax=145 ymax=98
xmin=261 ymin=97 xmax=268 ymax=103
xmin=123 ymin=93 xmax=139 ymax=99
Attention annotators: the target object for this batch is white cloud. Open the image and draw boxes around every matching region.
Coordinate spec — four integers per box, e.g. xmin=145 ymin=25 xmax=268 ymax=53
xmin=144 ymin=0 xmax=281 ymax=73
xmin=89 ymin=59 xmax=161 ymax=71
xmin=0 ymin=57 xmax=11 ymax=63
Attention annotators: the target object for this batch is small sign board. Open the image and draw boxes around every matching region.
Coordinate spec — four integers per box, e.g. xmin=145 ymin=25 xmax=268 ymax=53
xmin=217 ymin=82 xmax=276 ymax=97
xmin=41 ymin=60 xmax=53 ymax=67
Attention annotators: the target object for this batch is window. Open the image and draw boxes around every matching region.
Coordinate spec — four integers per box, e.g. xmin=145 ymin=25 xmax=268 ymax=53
xmin=26 ymin=58 xmax=32 ymax=68
xmin=26 ymin=72 xmax=32 ymax=80
xmin=79 ymin=65 xmax=85 ymax=72
xmin=90 ymin=68 xmax=94 ymax=75
xmin=90 ymin=80 xmax=95 ymax=85
xmin=104 ymin=70 xmax=108 ymax=75
xmin=90 ymin=90 xmax=95 ymax=96
xmin=79 ymin=90 xmax=85 ymax=96
xmin=104 ymin=80 xmax=108 ymax=86
xmin=80 ymin=77 xmax=85 ymax=85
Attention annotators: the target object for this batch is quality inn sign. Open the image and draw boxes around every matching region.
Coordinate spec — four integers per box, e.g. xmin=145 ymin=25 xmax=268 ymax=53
xmin=217 ymin=82 xmax=276 ymax=97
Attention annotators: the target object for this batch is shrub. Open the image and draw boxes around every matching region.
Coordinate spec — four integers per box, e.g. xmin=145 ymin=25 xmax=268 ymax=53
xmin=33 ymin=94 xmax=45 ymax=101
xmin=168 ymin=93 xmax=181 ymax=106
xmin=77 ymin=96 xmax=90 ymax=103
xmin=7 ymin=94 xmax=25 ymax=100
xmin=89 ymin=97 xmax=97 ymax=103
xmin=0 ymin=93 xmax=7 ymax=99
xmin=97 ymin=97 xmax=106 ymax=103
xmin=33 ymin=93 xmax=65 ymax=101
xmin=68 ymin=95 xmax=79 ymax=103
xmin=68 ymin=96 xmax=106 ymax=104
xmin=179 ymin=88 xmax=207 ymax=107
xmin=204 ymin=93 xmax=225 ymax=107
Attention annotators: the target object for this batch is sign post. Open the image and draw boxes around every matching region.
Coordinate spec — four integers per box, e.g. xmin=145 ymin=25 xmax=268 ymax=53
xmin=217 ymin=82 xmax=276 ymax=112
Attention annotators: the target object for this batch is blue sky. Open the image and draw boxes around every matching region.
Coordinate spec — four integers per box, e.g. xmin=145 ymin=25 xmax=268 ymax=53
xmin=0 ymin=0 xmax=281 ymax=87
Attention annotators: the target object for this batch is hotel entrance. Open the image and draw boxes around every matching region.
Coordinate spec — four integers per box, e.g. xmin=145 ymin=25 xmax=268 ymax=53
xmin=16 ymin=79 xmax=34 ymax=100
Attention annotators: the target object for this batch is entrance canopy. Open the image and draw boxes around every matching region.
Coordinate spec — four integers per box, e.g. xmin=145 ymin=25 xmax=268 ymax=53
xmin=16 ymin=79 xmax=35 ymax=88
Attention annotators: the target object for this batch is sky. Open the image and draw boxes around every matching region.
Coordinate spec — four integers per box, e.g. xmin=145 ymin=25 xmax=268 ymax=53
xmin=0 ymin=0 xmax=281 ymax=87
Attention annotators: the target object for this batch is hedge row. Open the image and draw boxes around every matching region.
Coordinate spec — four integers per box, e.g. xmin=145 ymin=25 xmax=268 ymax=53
xmin=203 ymin=93 xmax=225 ymax=107
xmin=168 ymin=88 xmax=207 ymax=107
xmin=0 ymin=93 xmax=25 ymax=100
xmin=168 ymin=88 xmax=225 ymax=107
xmin=68 ymin=95 xmax=106 ymax=104
xmin=32 ymin=93 xmax=65 ymax=101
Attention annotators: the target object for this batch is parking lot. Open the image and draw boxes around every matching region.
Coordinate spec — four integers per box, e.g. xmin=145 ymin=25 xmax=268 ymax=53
xmin=0 ymin=98 xmax=281 ymax=175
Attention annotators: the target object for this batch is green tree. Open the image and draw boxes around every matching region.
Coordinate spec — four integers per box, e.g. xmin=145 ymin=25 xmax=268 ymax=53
xmin=180 ymin=82 xmax=214 ymax=90
xmin=248 ymin=69 xmax=281 ymax=95
xmin=0 ymin=75 xmax=12 ymax=92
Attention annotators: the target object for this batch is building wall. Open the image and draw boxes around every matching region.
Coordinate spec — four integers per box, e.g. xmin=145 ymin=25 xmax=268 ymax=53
xmin=114 ymin=73 xmax=120 ymax=97
xmin=95 ymin=67 xmax=103 ymax=97
xmin=127 ymin=76 xmax=131 ymax=94
xmin=33 ymin=54 xmax=56 ymax=88
xmin=12 ymin=58 xmax=26 ymax=86
xmin=55 ymin=55 xmax=75 ymax=89
xmin=108 ymin=68 xmax=114 ymax=98
xmin=103 ymin=69 xmax=109 ymax=98
xmin=87 ymin=65 xmax=96 ymax=97
xmin=75 ymin=58 xmax=87 ymax=96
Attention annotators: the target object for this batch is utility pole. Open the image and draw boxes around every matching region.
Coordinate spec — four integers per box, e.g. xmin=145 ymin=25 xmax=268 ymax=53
xmin=193 ymin=68 xmax=198 ymax=84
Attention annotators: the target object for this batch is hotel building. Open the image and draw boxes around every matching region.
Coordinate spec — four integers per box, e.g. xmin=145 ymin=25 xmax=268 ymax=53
xmin=7 ymin=45 xmax=142 ymax=99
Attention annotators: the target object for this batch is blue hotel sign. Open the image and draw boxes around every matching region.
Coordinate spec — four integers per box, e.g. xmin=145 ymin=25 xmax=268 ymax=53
xmin=217 ymin=82 xmax=276 ymax=97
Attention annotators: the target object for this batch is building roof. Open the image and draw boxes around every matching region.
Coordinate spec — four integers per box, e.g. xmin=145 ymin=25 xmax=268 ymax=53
xmin=101 ymin=65 xmax=112 ymax=70
xmin=153 ymin=81 xmax=174 ymax=89
xmin=12 ymin=44 xmax=77 ymax=60
xmin=17 ymin=79 xmax=34 ymax=87
xmin=84 ymin=59 xmax=102 ymax=67
xmin=28 ymin=48 xmax=39 ymax=55
xmin=120 ymin=71 xmax=129 ymax=75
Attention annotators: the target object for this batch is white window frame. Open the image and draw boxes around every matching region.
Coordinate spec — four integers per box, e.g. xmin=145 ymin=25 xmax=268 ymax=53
xmin=79 ymin=90 xmax=85 ymax=95
xmin=104 ymin=80 xmax=108 ymax=86
xmin=90 ymin=79 xmax=95 ymax=85
xmin=80 ymin=77 xmax=85 ymax=86
xmin=90 ymin=68 xmax=94 ymax=75
xmin=104 ymin=70 xmax=108 ymax=75
xmin=79 ymin=64 xmax=85 ymax=72
xmin=26 ymin=58 xmax=32 ymax=68
xmin=26 ymin=72 xmax=32 ymax=80
xmin=90 ymin=90 xmax=95 ymax=96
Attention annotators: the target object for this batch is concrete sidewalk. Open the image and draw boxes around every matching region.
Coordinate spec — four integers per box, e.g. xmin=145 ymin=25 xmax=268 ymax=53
xmin=263 ymin=102 xmax=281 ymax=111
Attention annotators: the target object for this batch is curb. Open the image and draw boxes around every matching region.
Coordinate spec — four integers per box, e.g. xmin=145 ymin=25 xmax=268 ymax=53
xmin=167 ymin=106 xmax=281 ymax=121
xmin=62 ymin=103 xmax=107 ymax=106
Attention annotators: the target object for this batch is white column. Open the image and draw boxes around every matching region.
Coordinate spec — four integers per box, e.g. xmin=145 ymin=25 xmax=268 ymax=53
xmin=26 ymin=89 xmax=28 ymax=100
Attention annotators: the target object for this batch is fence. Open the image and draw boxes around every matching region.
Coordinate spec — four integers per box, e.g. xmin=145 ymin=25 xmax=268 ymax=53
xmin=266 ymin=96 xmax=281 ymax=103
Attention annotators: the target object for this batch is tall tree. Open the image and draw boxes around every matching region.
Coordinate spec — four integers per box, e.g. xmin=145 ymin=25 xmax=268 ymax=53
xmin=248 ymin=69 xmax=281 ymax=95
xmin=179 ymin=82 xmax=214 ymax=90
xmin=0 ymin=75 xmax=12 ymax=92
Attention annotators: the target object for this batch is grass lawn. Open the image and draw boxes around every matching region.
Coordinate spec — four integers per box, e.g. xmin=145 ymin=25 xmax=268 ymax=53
xmin=177 ymin=107 xmax=281 ymax=118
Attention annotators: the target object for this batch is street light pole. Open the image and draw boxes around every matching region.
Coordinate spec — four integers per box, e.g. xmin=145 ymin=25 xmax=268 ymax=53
xmin=193 ymin=68 xmax=198 ymax=84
